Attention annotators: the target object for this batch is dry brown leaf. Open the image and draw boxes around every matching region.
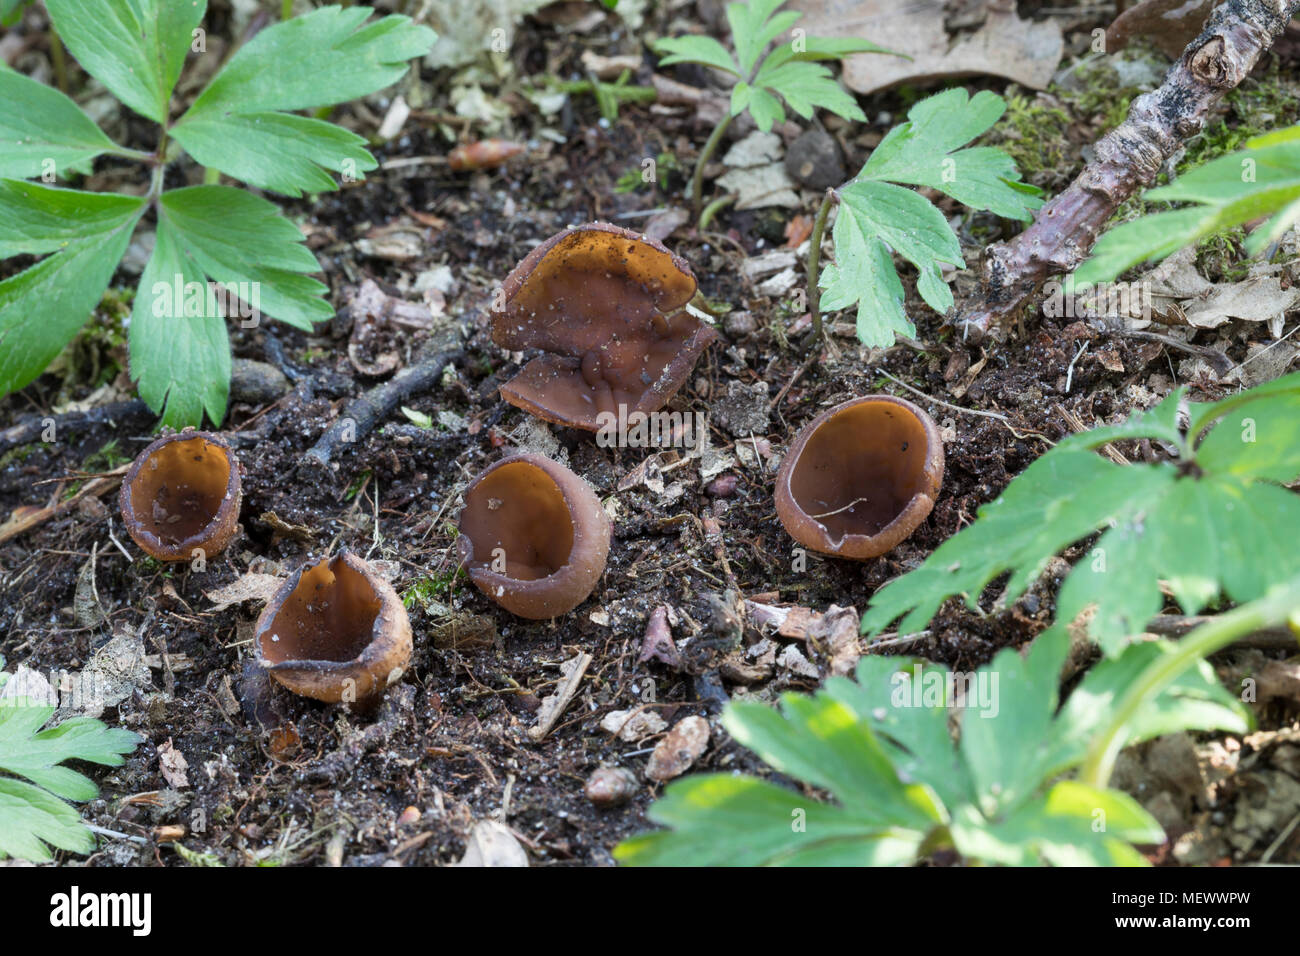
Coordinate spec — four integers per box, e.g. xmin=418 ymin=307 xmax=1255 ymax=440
xmin=204 ymin=572 xmax=282 ymax=612
xmin=790 ymin=0 xmax=1063 ymax=94
xmin=1106 ymin=0 xmax=1216 ymax=58
xmin=157 ymin=738 xmax=190 ymax=789
xmin=1183 ymin=274 xmax=1300 ymax=329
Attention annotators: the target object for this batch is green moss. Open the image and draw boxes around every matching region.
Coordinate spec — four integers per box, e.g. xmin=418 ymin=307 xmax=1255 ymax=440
xmin=983 ymin=92 xmax=1070 ymax=190
xmin=615 ymin=151 xmax=677 ymax=194
xmin=402 ymin=566 xmax=466 ymax=611
xmin=1 ymin=442 xmax=47 ymax=467
xmin=343 ymin=468 xmax=372 ymax=501
xmin=53 ymin=291 xmax=131 ymax=396
xmin=1195 ymin=230 xmax=1251 ymax=283
xmin=1180 ymin=64 xmax=1300 ymax=172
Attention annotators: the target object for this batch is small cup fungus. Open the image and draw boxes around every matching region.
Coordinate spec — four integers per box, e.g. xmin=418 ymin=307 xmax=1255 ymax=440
xmin=119 ymin=429 xmax=242 ymax=561
xmin=775 ymin=395 xmax=944 ymax=560
xmin=254 ymin=551 xmax=413 ymax=705
xmin=457 ymin=454 xmax=611 ymax=619
xmin=490 ymin=222 xmax=718 ymax=431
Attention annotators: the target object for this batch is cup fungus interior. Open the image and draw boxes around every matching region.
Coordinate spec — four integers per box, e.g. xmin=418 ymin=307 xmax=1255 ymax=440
xmin=788 ymin=401 xmax=936 ymax=542
xmin=259 ymin=556 xmax=384 ymax=665
xmin=123 ymin=435 xmax=234 ymax=546
xmin=459 ymin=460 xmax=576 ymax=581
xmin=491 ymin=223 xmax=716 ymax=430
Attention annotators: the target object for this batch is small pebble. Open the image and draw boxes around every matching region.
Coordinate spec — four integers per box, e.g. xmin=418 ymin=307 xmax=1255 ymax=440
xmin=585 ymin=766 xmax=639 ymax=807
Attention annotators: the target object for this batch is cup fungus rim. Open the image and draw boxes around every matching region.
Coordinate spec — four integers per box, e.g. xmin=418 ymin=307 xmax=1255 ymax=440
xmin=493 ymin=221 xmax=699 ymax=329
xmin=489 ymin=222 xmax=716 ymax=432
xmin=118 ymin=428 xmax=241 ymax=561
xmin=456 ymin=453 xmax=610 ymax=601
xmin=254 ymin=550 xmax=408 ymax=677
xmin=775 ymin=394 xmax=945 ymax=559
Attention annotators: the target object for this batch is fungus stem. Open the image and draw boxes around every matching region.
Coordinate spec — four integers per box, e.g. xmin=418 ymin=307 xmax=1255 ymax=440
xmin=691 ymin=113 xmax=734 ymax=223
xmin=1079 ymin=575 xmax=1300 ymax=791
xmin=806 ymin=187 xmax=836 ymax=345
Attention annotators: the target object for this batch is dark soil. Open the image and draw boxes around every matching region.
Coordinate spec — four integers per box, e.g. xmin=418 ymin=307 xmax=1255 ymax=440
xmin=2 ymin=1 xmax=1298 ymax=867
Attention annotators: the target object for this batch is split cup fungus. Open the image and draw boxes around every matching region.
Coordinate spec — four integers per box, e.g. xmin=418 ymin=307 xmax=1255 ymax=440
xmin=119 ymin=429 xmax=241 ymax=561
xmin=458 ymin=454 xmax=611 ymax=619
xmin=490 ymin=222 xmax=718 ymax=431
xmin=775 ymin=395 xmax=944 ymax=560
xmin=254 ymin=551 xmax=412 ymax=705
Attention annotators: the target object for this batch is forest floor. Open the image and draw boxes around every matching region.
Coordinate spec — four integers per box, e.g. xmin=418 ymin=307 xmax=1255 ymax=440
xmin=2 ymin=0 xmax=1299 ymax=866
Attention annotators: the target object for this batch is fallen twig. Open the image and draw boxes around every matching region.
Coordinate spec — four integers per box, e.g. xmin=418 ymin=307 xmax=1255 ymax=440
xmin=0 ymin=469 xmax=125 ymax=546
xmin=299 ymin=345 xmax=463 ymax=473
xmin=0 ymin=400 xmax=152 ymax=456
xmin=1146 ymin=613 xmax=1299 ymax=650
xmin=957 ymin=0 xmax=1300 ymax=341
xmin=529 ymin=652 xmax=593 ymax=742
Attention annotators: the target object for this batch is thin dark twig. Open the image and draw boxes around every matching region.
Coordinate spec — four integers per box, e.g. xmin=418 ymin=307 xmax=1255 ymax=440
xmin=299 ymin=347 xmax=463 ymax=472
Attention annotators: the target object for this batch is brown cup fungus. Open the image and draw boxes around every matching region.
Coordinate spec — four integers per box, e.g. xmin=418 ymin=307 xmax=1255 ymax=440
xmin=775 ymin=396 xmax=944 ymax=560
xmin=490 ymin=222 xmax=718 ymax=431
xmin=119 ymin=429 xmax=241 ymax=561
xmin=254 ymin=551 xmax=412 ymax=705
xmin=457 ymin=454 xmax=611 ymax=619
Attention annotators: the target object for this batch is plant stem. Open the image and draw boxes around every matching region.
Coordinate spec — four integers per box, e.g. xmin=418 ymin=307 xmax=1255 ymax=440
xmin=548 ymin=78 xmax=657 ymax=102
xmin=49 ymin=26 xmax=69 ymax=96
xmin=690 ymin=112 xmax=734 ymax=223
xmin=147 ymin=129 xmax=170 ymax=202
xmin=698 ymin=193 xmax=735 ymax=231
xmin=281 ymin=0 xmax=294 ymax=21
xmin=1079 ymin=576 xmax=1300 ymax=789
xmin=806 ymin=188 xmax=836 ymax=344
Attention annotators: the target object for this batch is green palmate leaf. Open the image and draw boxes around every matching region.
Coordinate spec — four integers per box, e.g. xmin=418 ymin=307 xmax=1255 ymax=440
xmin=656 ymin=0 xmax=886 ymax=131
xmin=820 ymin=89 xmax=1042 ymax=347
xmin=861 ymin=373 xmax=1300 ymax=656
xmin=171 ymin=112 xmax=378 ymax=197
xmin=958 ymin=632 xmax=1065 ymax=819
xmin=860 ymin=89 xmax=1041 ymax=221
xmin=620 ymin=625 xmax=1243 ymax=866
xmin=1047 ymin=642 xmax=1250 ymax=776
xmin=130 ymin=218 xmax=232 ymax=429
xmin=0 ymin=68 xmax=117 ymax=180
xmin=181 ymin=5 xmax=434 ymax=115
xmin=654 ymin=35 xmax=740 ymax=76
xmin=615 ymin=774 xmax=930 ymax=866
xmin=730 ymin=81 xmax=785 ymax=132
xmin=0 ymin=181 xmax=145 ymax=397
xmin=727 ymin=0 xmax=794 ymax=76
xmin=0 ymin=778 xmax=94 ymax=862
xmin=759 ymin=35 xmax=897 ymax=72
xmin=0 ymin=699 xmax=141 ymax=861
xmin=958 ymin=782 xmax=1162 ymax=867
xmin=723 ymin=697 xmax=943 ymax=830
xmin=831 ymin=179 xmax=963 ymax=338
xmin=0 ymin=0 xmax=31 ymax=26
xmin=750 ymin=60 xmax=865 ymax=124
xmin=0 ymin=700 xmax=140 ymax=799
xmin=821 ymin=179 xmax=964 ymax=345
xmin=173 ymin=6 xmax=434 ymax=196
xmin=45 ymin=0 xmax=206 ymax=124
xmin=1076 ymin=123 xmax=1300 ymax=284
xmin=817 ymin=199 xmax=912 ymax=345
xmin=159 ymin=185 xmax=331 ymax=330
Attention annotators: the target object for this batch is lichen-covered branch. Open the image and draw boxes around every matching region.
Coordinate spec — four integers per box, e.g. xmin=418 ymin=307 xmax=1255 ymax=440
xmin=957 ymin=0 xmax=1300 ymax=341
